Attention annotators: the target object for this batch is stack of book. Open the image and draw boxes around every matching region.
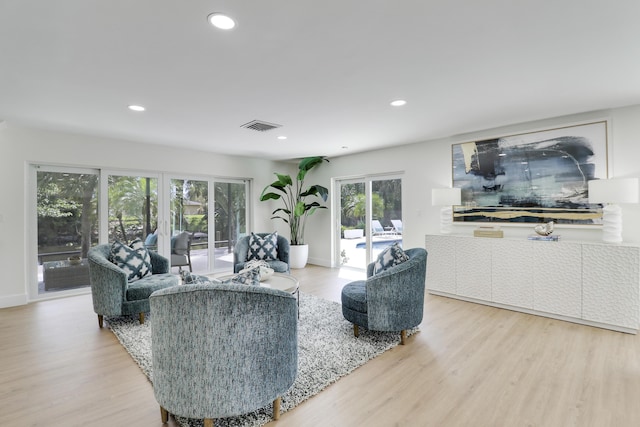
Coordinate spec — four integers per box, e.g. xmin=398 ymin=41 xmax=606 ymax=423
xmin=473 ymin=226 xmax=503 ymax=238
xmin=528 ymin=234 xmax=560 ymax=241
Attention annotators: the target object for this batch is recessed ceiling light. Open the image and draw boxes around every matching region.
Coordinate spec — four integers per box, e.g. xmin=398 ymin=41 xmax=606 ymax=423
xmin=128 ymin=105 xmax=145 ymax=112
xmin=277 ymin=136 xmax=287 ymax=140
xmin=208 ymin=13 xmax=236 ymax=30
xmin=390 ymin=100 xmax=406 ymax=107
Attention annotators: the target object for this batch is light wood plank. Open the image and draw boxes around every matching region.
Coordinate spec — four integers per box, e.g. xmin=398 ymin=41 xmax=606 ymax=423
xmin=2 ymin=265 xmax=640 ymax=427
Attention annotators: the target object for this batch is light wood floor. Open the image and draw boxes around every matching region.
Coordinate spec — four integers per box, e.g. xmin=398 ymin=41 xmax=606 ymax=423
xmin=2 ymin=264 xmax=640 ymax=426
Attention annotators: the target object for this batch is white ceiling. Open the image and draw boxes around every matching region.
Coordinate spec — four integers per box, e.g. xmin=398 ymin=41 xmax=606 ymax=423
xmin=2 ymin=1 xmax=640 ymax=161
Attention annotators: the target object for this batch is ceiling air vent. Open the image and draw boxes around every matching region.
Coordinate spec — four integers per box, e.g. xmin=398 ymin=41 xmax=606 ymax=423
xmin=240 ymin=120 xmax=282 ymax=132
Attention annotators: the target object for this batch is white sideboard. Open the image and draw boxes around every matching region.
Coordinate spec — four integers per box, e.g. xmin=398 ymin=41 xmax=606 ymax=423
xmin=425 ymin=234 xmax=640 ymax=333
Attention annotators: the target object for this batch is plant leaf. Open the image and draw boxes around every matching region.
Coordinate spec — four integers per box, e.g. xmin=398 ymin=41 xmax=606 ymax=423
xmin=260 ymin=192 xmax=281 ymax=201
xmin=294 ymin=201 xmax=306 ymax=217
xmin=300 ymin=185 xmax=329 ymax=201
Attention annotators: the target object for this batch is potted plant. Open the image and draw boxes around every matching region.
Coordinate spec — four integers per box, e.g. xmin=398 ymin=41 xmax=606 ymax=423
xmin=260 ymin=156 xmax=329 ymax=268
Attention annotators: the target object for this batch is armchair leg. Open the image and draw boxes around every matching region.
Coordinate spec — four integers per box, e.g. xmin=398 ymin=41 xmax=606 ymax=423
xmin=204 ymin=419 xmax=214 ymax=427
xmin=160 ymin=406 xmax=169 ymax=423
xmin=400 ymin=329 xmax=407 ymax=345
xmin=273 ymin=396 xmax=281 ymax=420
xmin=353 ymin=324 xmax=359 ymax=337
xmin=139 ymin=312 xmax=145 ymax=324
xmin=98 ymin=315 xmax=103 ymax=328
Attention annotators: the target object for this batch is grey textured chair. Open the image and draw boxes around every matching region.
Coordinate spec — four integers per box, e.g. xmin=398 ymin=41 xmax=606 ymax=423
xmin=88 ymin=244 xmax=180 ymax=328
xmin=233 ymin=233 xmax=290 ymax=273
xmin=150 ymin=283 xmax=298 ymax=426
xmin=341 ymin=247 xmax=427 ymax=345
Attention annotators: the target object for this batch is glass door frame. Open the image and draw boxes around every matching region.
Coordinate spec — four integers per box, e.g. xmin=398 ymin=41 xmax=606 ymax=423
xmin=162 ymin=174 xmax=252 ymax=274
xmin=28 ymin=164 xmax=101 ymax=301
xmin=333 ymin=172 xmax=404 ymax=270
xmin=101 ymin=169 xmax=164 ymax=255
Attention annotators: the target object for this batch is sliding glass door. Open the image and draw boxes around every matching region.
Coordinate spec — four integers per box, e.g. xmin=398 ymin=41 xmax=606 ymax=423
xmin=169 ymin=178 xmax=208 ymax=273
xmin=35 ymin=166 xmax=99 ymax=296
xmin=107 ymin=174 xmax=158 ymax=243
xmin=337 ymin=174 xmax=403 ymax=270
xmin=213 ymin=181 xmax=247 ymax=271
xmin=166 ymin=177 xmax=248 ymax=273
xmin=31 ymin=166 xmax=250 ymax=299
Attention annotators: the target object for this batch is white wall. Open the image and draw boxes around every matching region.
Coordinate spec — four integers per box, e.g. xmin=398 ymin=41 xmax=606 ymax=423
xmin=2 ymin=105 xmax=639 ymax=307
xmin=0 ymin=124 xmax=288 ymax=308
xmin=306 ymin=105 xmax=640 ymax=267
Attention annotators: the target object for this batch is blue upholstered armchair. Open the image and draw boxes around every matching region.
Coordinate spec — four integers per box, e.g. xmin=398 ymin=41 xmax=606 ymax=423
xmin=233 ymin=233 xmax=291 ymax=273
xmin=150 ymin=283 xmax=298 ymax=425
xmin=87 ymin=244 xmax=180 ymax=328
xmin=341 ymin=247 xmax=427 ymax=345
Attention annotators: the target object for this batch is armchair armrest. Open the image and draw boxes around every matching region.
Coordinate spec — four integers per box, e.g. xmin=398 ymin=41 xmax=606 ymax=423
xmin=88 ymin=253 xmax=129 ymax=316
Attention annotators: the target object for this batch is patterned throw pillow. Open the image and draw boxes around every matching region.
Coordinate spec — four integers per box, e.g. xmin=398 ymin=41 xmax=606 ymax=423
xmin=111 ymin=239 xmax=153 ymax=282
xmin=372 ymin=242 xmax=409 ymax=275
xmin=247 ymin=232 xmax=278 ymax=261
xmin=227 ymin=267 xmax=261 ymax=286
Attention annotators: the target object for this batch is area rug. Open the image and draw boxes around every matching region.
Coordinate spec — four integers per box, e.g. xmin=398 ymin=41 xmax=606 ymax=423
xmin=107 ymin=292 xmax=417 ymax=427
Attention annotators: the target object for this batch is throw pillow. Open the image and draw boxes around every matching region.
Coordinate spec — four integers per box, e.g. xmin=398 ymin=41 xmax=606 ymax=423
xmin=247 ymin=232 xmax=278 ymax=261
xmin=183 ymin=273 xmax=213 ymax=285
xmin=372 ymin=242 xmax=409 ymax=275
xmin=227 ymin=266 xmax=261 ymax=286
xmin=111 ymin=238 xmax=153 ymax=282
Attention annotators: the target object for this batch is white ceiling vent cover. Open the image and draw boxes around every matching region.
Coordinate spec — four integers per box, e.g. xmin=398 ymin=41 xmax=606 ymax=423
xmin=240 ymin=120 xmax=282 ymax=132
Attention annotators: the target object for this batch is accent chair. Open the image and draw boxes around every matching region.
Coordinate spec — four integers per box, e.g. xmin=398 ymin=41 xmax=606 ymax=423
xmin=87 ymin=244 xmax=180 ymax=328
xmin=233 ymin=232 xmax=290 ymax=273
xmin=150 ymin=282 xmax=298 ymax=426
xmin=341 ymin=247 xmax=427 ymax=345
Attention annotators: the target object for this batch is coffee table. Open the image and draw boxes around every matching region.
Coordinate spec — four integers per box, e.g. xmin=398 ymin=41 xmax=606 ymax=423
xmin=204 ymin=272 xmax=300 ymax=317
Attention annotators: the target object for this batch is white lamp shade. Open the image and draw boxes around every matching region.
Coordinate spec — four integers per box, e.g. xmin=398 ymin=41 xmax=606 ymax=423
xmin=432 ymin=188 xmax=461 ymax=206
xmin=588 ymin=178 xmax=639 ymax=204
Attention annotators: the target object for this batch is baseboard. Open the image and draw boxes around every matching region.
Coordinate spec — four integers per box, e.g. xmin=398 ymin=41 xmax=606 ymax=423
xmin=0 ymin=293 xmax=28 ymax=309
xmin=428 ymin=290 xmax=637 ymax=335
xmin=306 ymin=256 xmax=332 ymax=268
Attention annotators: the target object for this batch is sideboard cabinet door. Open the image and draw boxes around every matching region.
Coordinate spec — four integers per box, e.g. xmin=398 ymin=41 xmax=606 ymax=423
xmin=491 ymin=240 xmax=533 ymax=309
xmin=455 ymin=238 xmax=492 ymax=300
xmin=532 ymin=242 xmax=582 ymax=318
xmin=582 ymin=244 xmax=640 ymax=330
xmin=425 ymin=235 xmax=457 ymax=294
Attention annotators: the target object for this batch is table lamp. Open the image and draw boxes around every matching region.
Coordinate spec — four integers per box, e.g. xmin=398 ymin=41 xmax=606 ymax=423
xmin=588 ymin=178 xmax=639 ymax=243
xmin=432 ymin=188 xmax=462 ymax=234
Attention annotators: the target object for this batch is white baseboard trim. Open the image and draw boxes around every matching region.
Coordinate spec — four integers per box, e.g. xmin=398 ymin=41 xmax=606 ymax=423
xmin=0 ymin=293 xmax=28 ymax=309
xmin=428 ymin=290 xmax=637 ymax=335
xmin=306 ymin=257 xmax=332 ymax=268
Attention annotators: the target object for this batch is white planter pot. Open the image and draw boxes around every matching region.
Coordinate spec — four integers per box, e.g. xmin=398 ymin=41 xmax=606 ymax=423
xmin=289 ymin=244 xmax=309 ymax=269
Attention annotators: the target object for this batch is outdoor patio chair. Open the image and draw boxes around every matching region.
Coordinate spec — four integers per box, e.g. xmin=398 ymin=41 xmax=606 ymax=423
xmin=171 ymin=231 xmax=192 ymax=272
xmin=390 ymin=219 xmax=403 ymax=234
xmin=371 ymin=220 xmax=395 ymax=236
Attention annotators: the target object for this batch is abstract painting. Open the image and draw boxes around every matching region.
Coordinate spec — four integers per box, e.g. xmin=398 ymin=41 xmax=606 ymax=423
xmin=451 ymin=121 xmax=607 ymax=224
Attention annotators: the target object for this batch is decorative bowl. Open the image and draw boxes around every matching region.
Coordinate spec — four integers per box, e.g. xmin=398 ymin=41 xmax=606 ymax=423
xmin=68 ymin=256 xmax=82 ymax=265
xmin=259 ymin=267 xmax=274 ymax=281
